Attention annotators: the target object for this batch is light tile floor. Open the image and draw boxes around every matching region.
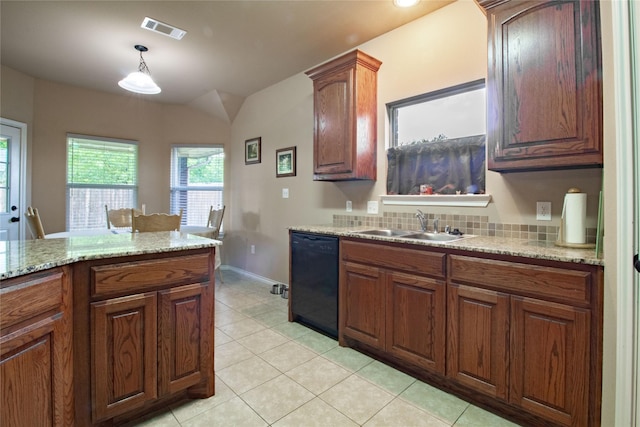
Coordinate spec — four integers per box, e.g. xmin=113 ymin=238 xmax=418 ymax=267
xmin=132 ymin=270 xmax=521 ymax=427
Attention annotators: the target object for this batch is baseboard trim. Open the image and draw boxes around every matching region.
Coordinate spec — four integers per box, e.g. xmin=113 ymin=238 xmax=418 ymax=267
xmin=220 ymin=265 xmax=285 ymax=286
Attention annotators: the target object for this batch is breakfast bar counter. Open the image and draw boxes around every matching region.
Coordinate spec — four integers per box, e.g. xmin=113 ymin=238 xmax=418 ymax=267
xmin=1 ymin=232 xmax=220 ymax=427
xmin=1 ymin=230 xmax=220 ymax=280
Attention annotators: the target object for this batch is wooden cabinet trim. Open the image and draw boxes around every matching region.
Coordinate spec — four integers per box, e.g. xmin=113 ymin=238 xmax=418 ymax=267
xmin=91 ymin=254 xmax=210 ymax=297
xmin=342 ymin=239 xmax=446 ymax=279
xmin=449 ymin=254 xmax=591 ymax=306
xmin=1 ymin=269 xmax=64 ymax=330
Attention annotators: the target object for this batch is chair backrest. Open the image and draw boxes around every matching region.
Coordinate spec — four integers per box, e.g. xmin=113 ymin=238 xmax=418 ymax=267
xmin=25 ymin=206 xmax=46 ymax=239
xmin=207 ymin=205 xmax=225 ymax=239
xmin=105 ymin=206 xmax=143 ymax=229
xmin=131 ymin=209 xmax=183 ymax=232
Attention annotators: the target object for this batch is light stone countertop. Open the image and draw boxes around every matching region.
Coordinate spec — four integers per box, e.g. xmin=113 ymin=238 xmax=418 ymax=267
xmin=289 ymin=225 xmax=603 ymax=266
xmin=1 ymin=231 xmax=221 ymax=280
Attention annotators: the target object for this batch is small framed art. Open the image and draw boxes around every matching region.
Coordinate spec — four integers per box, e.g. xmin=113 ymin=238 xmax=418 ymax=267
xmin=276 ymin=146 xmax=296 ymax=178
xmin=245 ymin=137 xmax=261 ymax=165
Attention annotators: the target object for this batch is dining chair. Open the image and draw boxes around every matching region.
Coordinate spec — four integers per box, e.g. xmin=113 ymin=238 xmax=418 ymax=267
xmin=131 ymin=209 xmax=183 ymax=232
xmin=105 ymin=205 xmax=143 ymax=229
xmin=207 ymin=205 xmax=225 ymax=283
xmin=207 ymin=205 xmax=225 ymax=239
xmin=25 ymin=206 xmax=46 ymax=239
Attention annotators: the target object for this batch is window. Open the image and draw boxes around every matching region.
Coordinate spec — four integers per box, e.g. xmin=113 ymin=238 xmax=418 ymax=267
xmin=170 ymin=145 xmax=224 ymax=227
xmin=386 ymin=80 xmax=486 ymax=195
xmin=67 ymin=135 xmax=138 ymax=230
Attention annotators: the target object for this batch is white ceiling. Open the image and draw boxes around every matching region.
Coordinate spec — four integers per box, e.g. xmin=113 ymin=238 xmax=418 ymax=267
xmin=0 ymin=0 xmax=454 ymax=122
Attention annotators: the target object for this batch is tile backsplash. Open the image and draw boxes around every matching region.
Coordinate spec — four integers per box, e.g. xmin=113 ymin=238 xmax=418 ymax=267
xmin=333 ymin=212 xmax=597 ymax=243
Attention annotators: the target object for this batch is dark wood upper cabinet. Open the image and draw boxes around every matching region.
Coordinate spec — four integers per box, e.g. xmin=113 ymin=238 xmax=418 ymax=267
xmin=306 ymin=50 xmax=381 ymax=181
xmin=478 ymin=0 xmax=603 ymax=172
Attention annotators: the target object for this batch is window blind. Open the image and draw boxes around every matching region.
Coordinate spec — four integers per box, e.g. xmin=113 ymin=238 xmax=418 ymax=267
xmin=66 ymin=134 xmax=138 ymax=229
xmin=170 ymin=145 xmax=224 ymax=227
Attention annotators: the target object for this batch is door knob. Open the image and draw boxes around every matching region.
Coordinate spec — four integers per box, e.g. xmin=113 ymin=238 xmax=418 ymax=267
xmin=10 ymin=216 xmax=20 ymax=223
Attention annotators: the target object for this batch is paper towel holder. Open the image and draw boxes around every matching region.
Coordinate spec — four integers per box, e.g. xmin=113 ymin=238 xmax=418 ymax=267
xmin=555 ymin=187 xmax=595 ymax=248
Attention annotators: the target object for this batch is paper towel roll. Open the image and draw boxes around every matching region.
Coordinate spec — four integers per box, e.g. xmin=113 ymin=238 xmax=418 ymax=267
xmin=563 ymin=192 xmax=587 ymax=244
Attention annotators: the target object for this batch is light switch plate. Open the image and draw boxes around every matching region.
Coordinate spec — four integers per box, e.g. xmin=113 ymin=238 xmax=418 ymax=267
xmin=367 ymin=201 xmax=379 ymax=214
xmin=282 ymin=188 xmax=289 ymax=198
xmin=346 ymin=201 xmax=352 ymax=212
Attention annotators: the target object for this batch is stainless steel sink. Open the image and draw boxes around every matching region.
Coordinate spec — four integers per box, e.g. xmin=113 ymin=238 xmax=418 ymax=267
xmin=353 ymin=229 xmax=412 ymax=237
xmin=399 ymin=232 xmax=469 ymax=242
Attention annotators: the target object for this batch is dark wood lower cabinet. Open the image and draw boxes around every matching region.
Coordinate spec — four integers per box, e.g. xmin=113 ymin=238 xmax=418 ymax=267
xmin=447 ymin=283 xmax=509 ymax=401
xmin=92 ymin=293 xmax=158 ymax=422
xmin=74 ymin=249 xmax=216 ymax=426
xmin=339 ymin=238 xmax=603 ymax=427
xmin=387 ymin=272 xmax=445 ymax=374
xmin=340 ymin=239 xmax=447 ymax=376
xmin=341 ymin=262 xmax=385 ymax=349
xmin=0 ymin=267 xmax=74 ymax=427
xmin=510 ymin=296 xmax=590 ymax=426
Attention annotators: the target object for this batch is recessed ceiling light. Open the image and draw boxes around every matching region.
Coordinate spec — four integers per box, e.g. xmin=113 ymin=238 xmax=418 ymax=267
xmin=394 ymin=0 xmax=420 ymax=7
xmin=141 ymin=17 xmax=186 ymax=40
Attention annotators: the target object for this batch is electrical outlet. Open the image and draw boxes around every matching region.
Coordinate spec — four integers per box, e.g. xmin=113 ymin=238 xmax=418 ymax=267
xmin=346 ymin=201 xmax=352 ymax=212
xmin=367 ymin=201 xmax=379 ymax=214
xmin=536 ymin=201 xmax=552 ymax=221
xmin=250 ymin=245 xmax=255 ymax=254
xmin=282 ymin=188 xmax=289 ymax=198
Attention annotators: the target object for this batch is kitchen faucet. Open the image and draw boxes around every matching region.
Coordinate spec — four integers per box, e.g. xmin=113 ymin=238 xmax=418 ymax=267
xmin=433 ymin=217 xmax=439 ymax=233
xmin=416 ymin=209 xmax=428 ymax=232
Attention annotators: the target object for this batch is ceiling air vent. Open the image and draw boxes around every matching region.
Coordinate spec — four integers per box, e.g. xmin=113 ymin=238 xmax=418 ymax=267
xmin=141 ymin=17 xmax=187 ymax=40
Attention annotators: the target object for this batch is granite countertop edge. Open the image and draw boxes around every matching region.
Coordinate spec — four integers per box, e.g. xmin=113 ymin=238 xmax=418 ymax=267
xmin=288 ymin=225 xmax=603 ymax=267
xmin=1 ymin=232 xmax=221 ymax=281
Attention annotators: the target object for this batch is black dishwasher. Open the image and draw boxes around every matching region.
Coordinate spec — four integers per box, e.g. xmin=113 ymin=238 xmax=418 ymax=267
xmin=290 ymin=231 xmax=339 ymax=339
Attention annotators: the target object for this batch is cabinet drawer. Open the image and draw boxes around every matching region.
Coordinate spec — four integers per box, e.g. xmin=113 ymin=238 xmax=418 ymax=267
xmin=449 ymin=255 xmax=591 ymax=306
xmin=1 ymin=269 xmax=64 ymax=330
xmin=342 ymin=240 xmax=445 ymax=278
xmin=92 ymin=254 xmax=210 ymax=297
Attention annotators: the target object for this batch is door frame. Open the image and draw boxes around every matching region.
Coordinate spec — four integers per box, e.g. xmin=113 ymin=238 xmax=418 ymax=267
xmin=612 ymin=1 xmax=639 ymax=425
xmin=0 ymin=118 xmax=27 ymax=240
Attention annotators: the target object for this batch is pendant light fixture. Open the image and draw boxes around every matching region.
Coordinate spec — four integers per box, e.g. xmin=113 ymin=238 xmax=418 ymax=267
xmin=118 ymin=45 xmax=161 ymax=94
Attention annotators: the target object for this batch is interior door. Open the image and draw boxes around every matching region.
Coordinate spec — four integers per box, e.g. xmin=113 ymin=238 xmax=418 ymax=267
xmin=0 ymin=122 xmax=23 ymax=241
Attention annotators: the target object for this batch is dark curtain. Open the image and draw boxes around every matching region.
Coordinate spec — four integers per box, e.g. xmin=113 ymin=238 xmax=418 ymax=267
xmin=386 ymin=135 xmax=486 ymax=195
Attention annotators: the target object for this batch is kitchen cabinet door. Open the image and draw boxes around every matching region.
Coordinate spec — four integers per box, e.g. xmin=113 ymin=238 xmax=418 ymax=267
xmin=510 ymin=296 xmax=590 ymax=426
xmin=341 ymin=261 xmax=385 ymax=349
xmin=158 ymin=283 xmax=212 ymax=396
xmin=447 ymin=283 xmax=509 ymax=401
xmin=91 ymin=293 xmax=158 ymax=422
xmin=0 ymin=267 xmax=73 ymax=427
xmin=386 ymin=271 xmax=445 ymax=374
xmin=306 ymin=50 xmax=381 ymax=181
xmin=481 ymin=0 xmax=602 ymax=171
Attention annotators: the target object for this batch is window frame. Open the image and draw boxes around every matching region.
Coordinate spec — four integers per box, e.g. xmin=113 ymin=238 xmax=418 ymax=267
xmin=384 ymin=79 xmax=490 ymax=207
xmin=387 ymin=78 xmax=486 ymax=147
xmin=66 ymin=134 xmax=138 ymax=230
xmin=170 ymin=144 xmax=224 ymax=227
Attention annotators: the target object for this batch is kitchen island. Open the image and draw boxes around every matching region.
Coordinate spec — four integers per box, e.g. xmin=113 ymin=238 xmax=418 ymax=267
xmin=289 ymin=225 xmax=603 ymax=427
xmin=1 ymin=232 xmax=220 ymax=426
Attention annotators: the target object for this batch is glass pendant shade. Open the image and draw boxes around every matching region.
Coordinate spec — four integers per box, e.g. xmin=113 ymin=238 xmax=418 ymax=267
xmin=118 ymin=45 xmax=161 ymax=95
xmin=118 ymin=71 xmax=161 ymax=94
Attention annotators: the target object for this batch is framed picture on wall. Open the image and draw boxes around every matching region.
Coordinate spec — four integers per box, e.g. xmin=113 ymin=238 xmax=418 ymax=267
xmin=245 ymin=137 xmax=261 ymax=164
xmin=276 ymin=146 xmax=296 ymax=178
